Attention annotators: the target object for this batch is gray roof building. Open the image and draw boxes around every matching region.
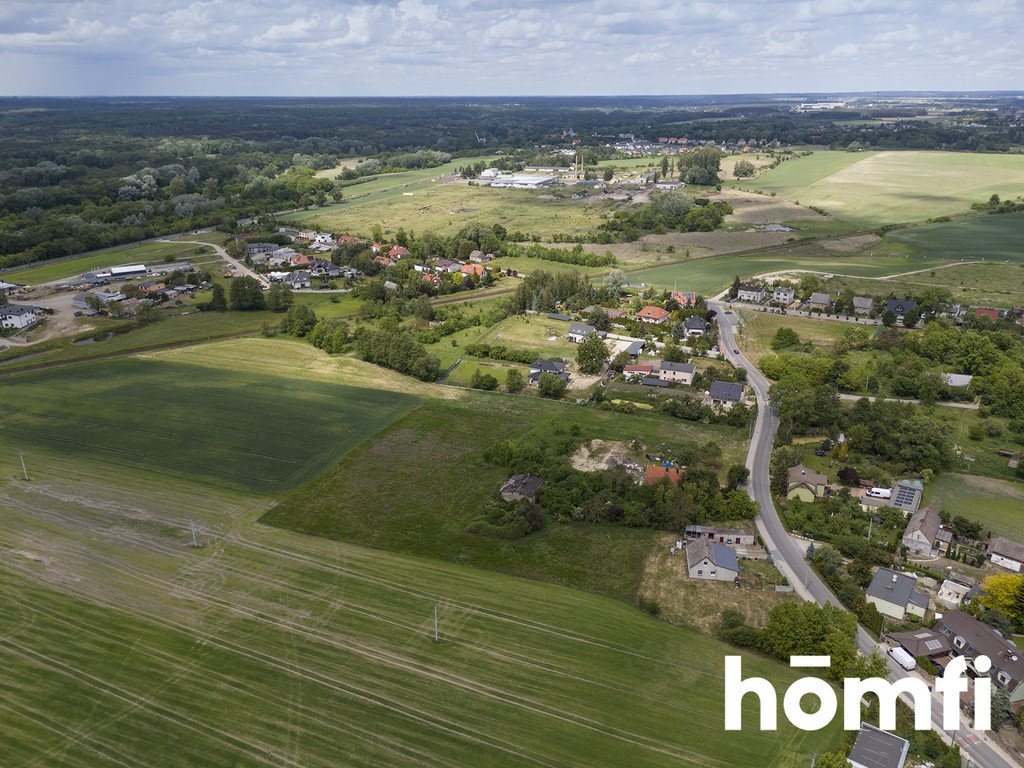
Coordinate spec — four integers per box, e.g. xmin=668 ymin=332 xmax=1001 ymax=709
xmin=709 ymin=380 xmax=744 ymax=403
xmin=685 ymin=539 xmax=739 ymax=572
xmin=848 ymin=724 xmax=910 ymax=768
xmin=934 ymin=611 xmax=1024 ymax=694
xmin=886 ymin=298 xmax=918 ymax=316
xmin=529 ymin=359 xmax=567 ymax=374
xmin=659 ymin=361 xmax=696 ymax=374
xmin=891 ymin=479 xmax=923 ymax=513
xmin=853 ymin=296 xmax=873 ymax=313
xmin=941 ymin=373 xmax=973 ymax=388
xmin=499 ymin=474 xmax=544 ymax=503
xmin=641 ymin=377 xmax=670 ymax=388
xmin=683 ymin=315 xmax=709 ymax=332
xmin=887 ymin=628 xmax=952 ymax=658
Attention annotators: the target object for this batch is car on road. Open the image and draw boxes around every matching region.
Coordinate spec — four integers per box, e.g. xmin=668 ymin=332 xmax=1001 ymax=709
xmin=733 ymin=349 xmax=739 ymax=354
xmin=815 ymin=449 xmax=827 ymax=456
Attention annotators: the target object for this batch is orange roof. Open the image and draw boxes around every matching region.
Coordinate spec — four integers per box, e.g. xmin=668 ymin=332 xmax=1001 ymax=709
xmin=636 ymin=305 xmax=670 ymax=320
xmin=461 ymin=264 xmax=485 ymax=276
xmin=644 ymin=465 xmax=685 ymax=485
xmin=388 ymin=246 xmax=409 ymax=257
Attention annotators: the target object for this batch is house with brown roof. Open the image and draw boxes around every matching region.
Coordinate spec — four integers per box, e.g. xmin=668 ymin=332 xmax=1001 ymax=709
xmin=902 ymin=507 xmax=945 ymax=555
xmin=988 ymin=537 xmax=1024 ymax=573
xmin=387 ymin=245 xmax=409 ymax=258
xmin=934 ymin=611 xmax=1024 ymax=703
xmin=635 ymin=305 xmax=670 ymax=325
xmin=461 ymin=264 xmax=486 ymax=278
xmin=787 ymin=464 xmax=827 ymax=501
xmin=671 ymin=291 xmax=697 ymax=307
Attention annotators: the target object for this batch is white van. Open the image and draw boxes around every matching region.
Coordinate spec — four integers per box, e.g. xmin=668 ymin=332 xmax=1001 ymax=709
xmin=888 ymin=646 xmax=917 ymax=671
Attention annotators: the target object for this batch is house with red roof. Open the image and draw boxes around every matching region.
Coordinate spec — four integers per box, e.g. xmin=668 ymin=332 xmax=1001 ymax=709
xmin=461 ymin=264 xmax=486 ymax=278
xmin=290 ymin=254 xmax=313 ymax=267
xmin=623 ymin=364 xmax=656 ymax=382
xmin=635 ymin=305 xmax=671 ymax=325
xmin=975 ymin=307 xmax=1001 ymax=322
xmin=373 ymin=255 xmax=395 ymax=267
xmin=671 ymin=291 xmax=697 ymax=307
xmin=336 ymin=235 xmax=361 ymax=245
xmin=388 ymin=245 xmax=409 ymax=258
xmin=644 ymin=465 xmax=685 ymax=485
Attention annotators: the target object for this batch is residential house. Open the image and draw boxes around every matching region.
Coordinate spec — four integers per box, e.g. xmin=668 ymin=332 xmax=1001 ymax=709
xmin=847 ymin=724 xmax=910 ymax=768
xmin=606 ymin=308 xmax=627 ymax=320
xmin=310 ymin=259 xmax=342 ymax=278
xmin=622 ymin=340 xmax=645 ymax=358
xmin=901 ymin=507 xmax=945 ymax=556
xmin=861 ymin=479 xmax=923 ymax=516
xmin=786 ymin=464 xmax=828 ymax=501
xmin=682 ymin=315 xmax=709 ymax=337
xmin=886 ymin=298 xmax=917 ymax=318
xmin=461 ymin=264 xmax=486 ymax=279
xmin=988 ymin=537 xmax=1024 ymax=573
xmin=528 ymin=360 xmax=570 ymax=386
xmin=686 ymin=525 xmax=756 ymax=546
xmin=500 ymin=474 xmax=544 ymax=503
xmin=468 ymin=250 xmax=493 ymax=263
xmin=709 ymin=380 xmax=744 ymax=409
xmin=852 ymin=296 xmax=874 ymax=315
xmin=290 ymin=254 xmax=313 ymax=267
xmin=941 ymin=373 xmax=973 ymax=389
xmin=336 ymin=235 xmax=361 ymax=245
xmin=0 ymin=304 xmax=40 ymax=330
xmin=635 ymin=305 xmax=671 ymax=325
xmin=658 ymin=361 xmax=695 ymax=385
xmin=567 ymin=322 xmax=600 ymax=343
xmin=387 ymin=246 xmax=409 ymax=258
xmin=72 ymin=290 xmax=124 ymax=310
xmin=623 ymin=364 xmax=656 ymax=381
xmin=246 ymin=242 xmax=276 ymax=256
xmin=284 ymin=271 xmax=311 ymax=290
xmin=736 ymin=284 xmax=765 ymax=303
xmin=934 ymin=611 xmax=1024 ymax=703
xmin=547 ymin=312 xmax=573 ymax=322
xmin=137 ymin=281 xmax=165 ymax=294
xmin=886 ymin=628 xmax=952 ymax=659
xmin=374 ymin=255 xmax=396 ymax=268
xmin=975 ymin=307 xmax=1001 ymax=322
xmin=297 ymin=229 xmax=317 ymax=241
xmin=383 ymin=280 xmax=399 ymax=292
xmin=808 ymin=292 xmax=832 ymax=310
xmin=671 ymin=291 xmax=697 ymax=307
xmin=772 ymin=286 xmax=795 ymax=304
xmin=434 ymin=259 xmax=461 ymax=273
xmin=865 ymin=568 xmax=929 ymax=620
xmin=685 ymin=539 xmax=739 ymax=582
xmin=421 ymin=272 xmax=441 ymax=287
xmin=313 ymin=232 xmax=334 ymax=245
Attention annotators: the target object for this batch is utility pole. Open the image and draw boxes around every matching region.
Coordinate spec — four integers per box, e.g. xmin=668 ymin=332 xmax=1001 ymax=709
xmin=433 ymin=604 xmax=439 ymax=643
xmin=188 ymin=514 xmax=199 ymax=548
xmin=19 ymin=451 xmax=28 ymax=481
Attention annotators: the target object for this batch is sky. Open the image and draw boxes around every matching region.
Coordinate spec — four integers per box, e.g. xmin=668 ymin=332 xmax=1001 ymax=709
xmin=0 ymin=0 xmax=1021 ymax=96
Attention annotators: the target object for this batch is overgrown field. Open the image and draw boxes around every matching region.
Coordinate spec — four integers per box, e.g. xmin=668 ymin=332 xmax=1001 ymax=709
xmin=926 ymin=473 xmax=1024 ymax=541
xmin=736 ymin=310 xmax=862 ymax=364
xmin=2 ymin=241 xmax=216 ymax=286
xmin=287 ymin=182 xmax=618 ymax=239
xmin=0 ymin=341 xmax=840 ymax=767
xmin=263 ymin=388 xmax=749 ymax=600
xmin=0 ymin=356 xmax=418 ymax=492
xmin=749 ymin=150 xmax=1024 ymax=226
xmin=829 ymin=262 xmax=1024 ymax=308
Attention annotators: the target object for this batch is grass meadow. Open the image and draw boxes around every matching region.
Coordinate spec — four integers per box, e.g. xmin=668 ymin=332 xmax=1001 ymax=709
xmin=749 ymin=150 xmax=1024 ymax=226
xmin=0 ymin=340 xmax=842 ymax=767
xmin=926 ymin=473 xmax=1024 ymax=541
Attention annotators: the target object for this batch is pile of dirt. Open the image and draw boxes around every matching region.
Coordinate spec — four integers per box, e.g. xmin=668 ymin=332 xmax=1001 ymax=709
xmin=570 ymin=439 xmax=637 ymax=472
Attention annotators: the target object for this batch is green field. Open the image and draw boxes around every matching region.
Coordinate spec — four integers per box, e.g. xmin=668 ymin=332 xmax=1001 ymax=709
xmin=2 ymin=241 xmax=216 ymax=286
xmin=887 ymin=211 xmax=1024 ymax=263
xmin=0 ymin=342 xmax=840 ymax=767
xmin=926 ymin=473 xmax=1024 ymax=540
xmin=263 ymin=386 xmax=749 ymax=600
xmin=830 ymin=262 xmax=1024 ymax=308
xmin=736 ymin=310 xmax=863 ymax=364
xmin=626 ymin=245 xmax=949 ymax=295
xmin=750 ymin=151 xmax=1024 ymax=226
xmin=0 ymin=356 xmax=417 ymax=492
xmin=287 ymin=182 xmax=616 ymax=240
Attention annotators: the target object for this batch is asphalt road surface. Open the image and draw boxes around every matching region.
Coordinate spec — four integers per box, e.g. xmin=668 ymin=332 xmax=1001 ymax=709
xmin=710 ymin=301 xmax=1019 ymax=768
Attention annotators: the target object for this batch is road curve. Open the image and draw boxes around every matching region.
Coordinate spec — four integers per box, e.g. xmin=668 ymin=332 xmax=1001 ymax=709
xmin=711 ymin=301 xmax=1019 ymax=768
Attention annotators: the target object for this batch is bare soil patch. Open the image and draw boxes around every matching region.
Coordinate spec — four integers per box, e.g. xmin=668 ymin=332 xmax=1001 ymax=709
xmin=717 ymin=189 xmax=824 ymax=225
xmin=820 ymin=233 xmax=881 ymax=252
xmin=570 ymin=439 xmax=637 ymax=472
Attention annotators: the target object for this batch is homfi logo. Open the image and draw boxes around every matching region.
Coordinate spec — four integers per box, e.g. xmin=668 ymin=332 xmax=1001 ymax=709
xmin=724 ymin=655 xmax=992 ymax=731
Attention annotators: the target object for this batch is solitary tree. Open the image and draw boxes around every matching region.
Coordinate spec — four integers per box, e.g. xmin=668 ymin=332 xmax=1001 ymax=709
xmin=229 ymin=276 xmax=266 ymax=311
xmin=537 ymin=372 xmax=568 ymax=399
xmin=576 ymin=333 xmax=610 ymax=374
xmin=505 ymin=368 xmax=525 ymax=393
xmin=209 ymin=283 xmax=227 ymax=311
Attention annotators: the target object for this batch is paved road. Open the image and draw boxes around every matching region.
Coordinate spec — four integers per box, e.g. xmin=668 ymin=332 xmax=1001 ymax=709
xmin=837 ymin=392 xmax=980 ymax=410
xmin=711 ymin=302 xmax=1019 ymax=768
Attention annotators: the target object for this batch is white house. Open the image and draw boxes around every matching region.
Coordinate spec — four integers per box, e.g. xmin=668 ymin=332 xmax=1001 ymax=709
xmin=0 ymin=304 xmax=40 ymax=330
xmin=988 ymin=538 xmax=1024 ymax=573
xmin=685 ymin=539 xmax=738 ymax=582
xmin=658 ymin=361 xmax=695 ymax=385
xmin=567 ymin=322 xmax=600 ymax=343
xmin=936 ymin=577 xmax=975 ymax=609
xmin=681 ymin=315 xmax=709 ymax=337
xmin=736 ymin=284 xmax=765 ymax=302
xmin=772 ymin=286 xmax=795 ymax=304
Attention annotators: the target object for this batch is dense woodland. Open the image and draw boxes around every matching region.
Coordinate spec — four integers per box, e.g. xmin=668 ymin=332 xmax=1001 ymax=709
xmin=2 ymin=95 xmax=1022 ymax=270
